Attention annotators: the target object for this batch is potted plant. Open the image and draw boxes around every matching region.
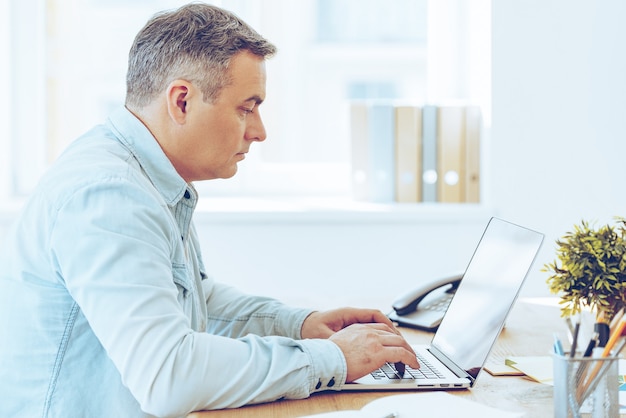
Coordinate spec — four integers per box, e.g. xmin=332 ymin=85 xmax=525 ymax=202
xmin=543 ymin=217 xmax=626 ymax=323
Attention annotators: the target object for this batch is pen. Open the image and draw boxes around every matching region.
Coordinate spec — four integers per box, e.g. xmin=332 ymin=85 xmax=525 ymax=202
xmin=569 ymin=321 xmax=580 ymax=357
xmin=594 ymin=322 xmax=610 ymax=347
xmin=578 ymin=321 xmax=626 ymax=400
xmin=579 ymin=337 xmax=626 ymax=402
xmin=601 ymin=319 xmax=626 ymax=357
xmin=565 ymin=317 xmax=575 ymax=342
xmin=582 ymin=331 xmax=599 ymax=357
xmin=574 ymin=331 xmax=597 ymax=397
xmin=553 ymin=334 xmax=565 ymax=356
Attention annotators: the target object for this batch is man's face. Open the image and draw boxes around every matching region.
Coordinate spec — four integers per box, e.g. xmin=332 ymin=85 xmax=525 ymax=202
xmin=174 ymin=51 xmax=268 ymax=182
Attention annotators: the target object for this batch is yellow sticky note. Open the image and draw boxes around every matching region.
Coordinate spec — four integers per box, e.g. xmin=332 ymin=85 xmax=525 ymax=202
xmin=505 ymin=356 xmax=554 ymax=385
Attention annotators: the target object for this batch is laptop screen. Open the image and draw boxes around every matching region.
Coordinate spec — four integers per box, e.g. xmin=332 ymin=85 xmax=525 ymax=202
xmin=431 ymin=217 xmax=544 ymax=380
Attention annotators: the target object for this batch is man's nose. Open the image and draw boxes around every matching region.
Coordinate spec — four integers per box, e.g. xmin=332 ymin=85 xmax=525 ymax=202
xmin=246 ymin=112 xmax=267 ymax=142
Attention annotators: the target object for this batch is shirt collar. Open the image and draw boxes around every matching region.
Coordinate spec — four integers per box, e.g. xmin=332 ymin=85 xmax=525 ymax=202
xmin=106 ymin=106 xmax=190 ymax=206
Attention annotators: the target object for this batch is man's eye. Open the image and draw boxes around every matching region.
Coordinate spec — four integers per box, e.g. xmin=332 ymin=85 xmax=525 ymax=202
xmin=242 ymin=107 xmax=254 ymax=114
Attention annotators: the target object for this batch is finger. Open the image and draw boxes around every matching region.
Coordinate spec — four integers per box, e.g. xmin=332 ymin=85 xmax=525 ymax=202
xmin=343 ymin=323 xmax=417 ymax=358
xmin=361 ymin=309 xmax=396 ymax=328
xmin=337 ymin=309 xmax=407 ymax=338
xmin=377 ymin=333 xmax=418 ymax=367
xmin=353 ymin=323 xmax=417 ymax=354
xmin=338 ymin=308 xmax=392 ymax=326
xmin=378 ymin=333 xmax=407 ymax=345
xmin=379 ymin=333 xmax=416 ymax=352
xmin=365 ymin=310 xmax=404 ymax=335
xmin=384 ymin=346 xmax=421 ymax=370
xmin=354 ymin=322 xmax=398 ymax=335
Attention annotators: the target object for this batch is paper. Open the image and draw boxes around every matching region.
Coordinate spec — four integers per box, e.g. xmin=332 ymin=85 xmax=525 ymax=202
xmin=484 ymin=359 xmax=525 ymax=376
xmin=505 ymin=356 xmax=554 ymax=385
xmin=298 ymin=392 xmax=524 ymax=417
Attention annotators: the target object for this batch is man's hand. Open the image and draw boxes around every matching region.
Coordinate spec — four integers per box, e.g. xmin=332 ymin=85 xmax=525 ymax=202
xmin=301 ymin=307 xmax=400 ymax=339
xmin=329 ymin=323 xmax=419 ymax=382
xmin=301 ymin=308 xmax=419 ymax=382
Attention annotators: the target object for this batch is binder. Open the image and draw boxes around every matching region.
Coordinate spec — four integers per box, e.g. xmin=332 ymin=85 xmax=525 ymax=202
xmin=395 ymin=105 xmax=422 ymax=203
xmin=464 ymin=106 xmax=481 ymax=203
xmin=350 ymin=102 xmax=370 ymax=201
xmin=351 ymin=102 xmax=481 ymax=204
xmin=437 ymin=105 xmax=465 ymax=203
xmin=421 ymin=105 xmax=438 ymax=202
xmin=368 ymin=103 xmax=395 ymax=202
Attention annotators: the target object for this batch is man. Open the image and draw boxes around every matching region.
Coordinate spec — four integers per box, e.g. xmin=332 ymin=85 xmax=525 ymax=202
xmin=0 ymin=3 xmax=418 ymax=417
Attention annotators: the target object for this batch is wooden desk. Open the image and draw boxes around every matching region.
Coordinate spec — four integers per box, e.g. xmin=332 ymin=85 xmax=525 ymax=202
xmin=189 ymin=299 xmax=563 ymax=418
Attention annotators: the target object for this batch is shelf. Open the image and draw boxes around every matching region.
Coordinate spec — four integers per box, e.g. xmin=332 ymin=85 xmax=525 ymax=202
xmin=0 ymin=197 xmax=492 ymax=225
xmin=193 ymin=197 xmax=492 ymax=224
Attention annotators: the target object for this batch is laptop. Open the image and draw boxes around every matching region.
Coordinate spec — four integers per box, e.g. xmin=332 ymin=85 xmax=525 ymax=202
xmin=344 ymin=217 xmax=544 ymax=390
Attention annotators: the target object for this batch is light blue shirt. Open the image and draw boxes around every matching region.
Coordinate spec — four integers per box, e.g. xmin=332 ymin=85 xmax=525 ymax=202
xmin=0 ymin=107 xmax=347 ymax=418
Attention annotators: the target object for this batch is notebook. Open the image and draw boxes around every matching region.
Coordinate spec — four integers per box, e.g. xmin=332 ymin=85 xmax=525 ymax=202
xmin=343 ymin=217 xmax=544 ymax=390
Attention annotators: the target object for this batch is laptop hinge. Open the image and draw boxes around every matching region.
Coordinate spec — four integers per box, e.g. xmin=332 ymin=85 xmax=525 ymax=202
xmin=428 ymin=346 xmax=477 ymax=386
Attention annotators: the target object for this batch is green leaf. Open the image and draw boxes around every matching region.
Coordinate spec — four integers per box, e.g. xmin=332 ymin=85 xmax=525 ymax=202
xmin=544 ymin=217 xmax=626 ymax=322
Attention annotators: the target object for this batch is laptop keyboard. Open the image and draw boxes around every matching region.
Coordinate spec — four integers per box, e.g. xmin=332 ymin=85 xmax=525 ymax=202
xmin=370 ymin=352 xmax=446 ymax=380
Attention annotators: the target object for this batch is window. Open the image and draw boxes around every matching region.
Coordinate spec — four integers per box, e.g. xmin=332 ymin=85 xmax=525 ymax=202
xmin=2 ymin=0 xmax=491 ymax=199
xmin=0 ymin=0 xmax=11 ymax=199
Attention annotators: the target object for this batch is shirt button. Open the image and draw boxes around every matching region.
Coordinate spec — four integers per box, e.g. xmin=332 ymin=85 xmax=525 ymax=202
xmin=184 ymin=190 xmax=191 ymax=199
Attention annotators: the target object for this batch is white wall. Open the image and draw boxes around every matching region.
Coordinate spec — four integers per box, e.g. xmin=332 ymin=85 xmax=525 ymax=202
xmin=490 ymin=0 xmax=626 ymax=296
xmin=2 ymin=0 xmax=625 ymax=311
xmin=203 ymin=0 xmax=626 ymax=308
xmin=193 ymin=207 xmax=489 ymax=312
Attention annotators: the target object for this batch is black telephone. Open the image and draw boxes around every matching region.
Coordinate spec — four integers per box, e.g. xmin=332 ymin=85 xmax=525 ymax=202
xmin=387 ymin=273 xmax=463 ymax=332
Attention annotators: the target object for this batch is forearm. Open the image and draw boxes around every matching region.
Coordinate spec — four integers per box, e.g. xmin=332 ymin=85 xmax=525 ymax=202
xmin=148 ymin=333 xmax=346 ymax=413
xmin=203 ymin=280 xmax=314 ymax=339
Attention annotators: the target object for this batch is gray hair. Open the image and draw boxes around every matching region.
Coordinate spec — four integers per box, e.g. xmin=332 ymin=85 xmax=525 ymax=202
xmin=125 ymin=2 xmax=277 ymax=109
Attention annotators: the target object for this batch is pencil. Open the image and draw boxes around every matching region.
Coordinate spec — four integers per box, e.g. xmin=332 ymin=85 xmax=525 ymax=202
xmin=579 ymin=337 xmax=626 ymax=402
xmin=577 ymin=320 xmax=626 ymax=400
xmin=601 ymin=319 xmax=626 ymax=357
xmin=609 ymin=308 xmax=625 ymax=336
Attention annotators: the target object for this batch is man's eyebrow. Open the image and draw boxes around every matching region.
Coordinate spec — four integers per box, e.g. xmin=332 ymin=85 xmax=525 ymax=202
xmin=244 ymin=95 xmax=264 ymax=105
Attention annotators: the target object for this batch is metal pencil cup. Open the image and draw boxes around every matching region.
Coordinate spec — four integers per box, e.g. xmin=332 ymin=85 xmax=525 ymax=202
xmin=553 ymin=354 xmax=620 ymax=418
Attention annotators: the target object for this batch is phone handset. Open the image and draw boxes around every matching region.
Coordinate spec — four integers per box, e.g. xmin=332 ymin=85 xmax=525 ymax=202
xmin=388 ymin=273 xmax=463 ymax=331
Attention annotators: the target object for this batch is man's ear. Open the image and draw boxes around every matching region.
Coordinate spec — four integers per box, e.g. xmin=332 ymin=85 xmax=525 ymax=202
xmin=166 ymin=80 xmax=192 ymax=124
